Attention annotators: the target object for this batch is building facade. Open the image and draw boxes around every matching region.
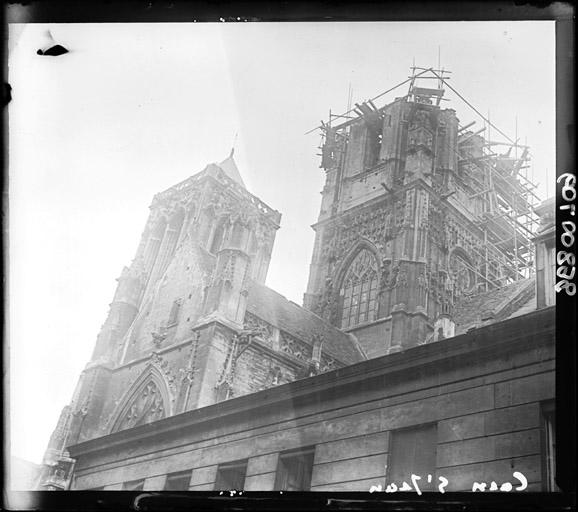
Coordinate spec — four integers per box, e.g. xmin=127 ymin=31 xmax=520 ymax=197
xmin=68 ymin=305 xmax=555 ymax=492
xmin=40 ymin=70 xmax=556 ymax=492
xmin=304 ymin=79 xmax=537 ymax=357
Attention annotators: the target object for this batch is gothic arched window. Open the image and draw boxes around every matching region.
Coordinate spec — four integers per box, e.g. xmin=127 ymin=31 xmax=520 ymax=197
xmin=339 ymin=249 xmax=379 ymax=328
xmin=109 ymin=367 xmax=171 ymax=434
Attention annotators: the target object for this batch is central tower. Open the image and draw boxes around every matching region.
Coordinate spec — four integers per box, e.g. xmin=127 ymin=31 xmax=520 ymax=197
xmin=304 ymin=68 xmax=538 ymax=358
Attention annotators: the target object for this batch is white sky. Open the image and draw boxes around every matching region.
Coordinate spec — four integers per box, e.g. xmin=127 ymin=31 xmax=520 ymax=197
xmin=7 ymin=22 xmax=555 ymax=464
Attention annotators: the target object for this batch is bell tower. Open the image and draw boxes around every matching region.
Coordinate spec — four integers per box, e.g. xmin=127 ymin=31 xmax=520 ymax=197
xmin=304 ymin=67 xmax=539 ymax=358
xmin=95 ymin=153 xmax=282 ymax=366
xmin=39 ymin=153 xmax=282 ymax=489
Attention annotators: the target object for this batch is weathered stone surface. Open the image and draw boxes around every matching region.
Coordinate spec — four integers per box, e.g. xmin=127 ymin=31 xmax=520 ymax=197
xmin=437 ymin=454 xmax=542 ymax=491
xmin=143 ymin=475 xmax=166 ymax=490
xmin=494 ymin=373 xmax=555 ymax=407
xmin=246 ymin=454 xmax=278 ymax=477
xmin=188 ymin=483 xmax=214 ymax=491
xmin=314 ymin=432 xmax=390 ymax=464
xmin=102 ymin=483 xmax=122 ymax=490
xmin=189 ymin=465 xmax=218 ymax=487
xmin=437 ymin=403 xmax=540 ymax=443
xmin=437 ymin=429 xmax=541 ymax=467
xmin=244 ymin=472 xmax=276 ymax=491
xmin=311 ymin=476 xmax=386 ymax=492
xmin=311 ymin=453 xmax=387 ymax=487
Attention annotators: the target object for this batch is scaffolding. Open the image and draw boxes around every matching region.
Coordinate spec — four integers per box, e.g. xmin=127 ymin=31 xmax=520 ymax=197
xmin=309 ymin=66 xmax=541 ymax=289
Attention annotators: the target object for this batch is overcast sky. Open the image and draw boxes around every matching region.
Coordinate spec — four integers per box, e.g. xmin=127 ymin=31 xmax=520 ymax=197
xmin=8 ymin=22 xmax=555 ymax=464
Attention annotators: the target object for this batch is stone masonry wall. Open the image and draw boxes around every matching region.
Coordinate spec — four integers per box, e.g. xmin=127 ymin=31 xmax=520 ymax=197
xmin=70 ymin=308 xmax=554 ymax=492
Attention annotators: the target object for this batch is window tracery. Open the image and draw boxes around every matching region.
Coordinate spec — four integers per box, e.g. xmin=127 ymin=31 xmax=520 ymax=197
xmin=339 ymin=249 xmax=379 ymax=328
xmin=279 ymin=332 xmax=312 ymax=361
xmin=113 ymin=380 xmax=166 ymax=432
xmin=243 ymin=313 xmax=275 ymax=346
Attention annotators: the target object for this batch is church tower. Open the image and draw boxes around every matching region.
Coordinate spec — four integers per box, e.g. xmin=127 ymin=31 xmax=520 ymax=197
xmin=304 ymin=68 xmax=538 ymax=358
xmin=41 ymin=147 xmax=365 ymax=490
xmin=39 ymin=153 xmax=282 ymax=488
xmin=87 ymin=151 xmax=280 ymax=419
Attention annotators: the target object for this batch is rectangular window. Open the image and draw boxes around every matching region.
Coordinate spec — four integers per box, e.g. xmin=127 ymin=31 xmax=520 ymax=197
xmin=214 ymin=460 xmax=247 ymax=490
xmin=122 ymin=478 xmax=145 ymax=491
xmin=164 ymin=470 xmax=191 ymax=491
xmin=274 ymin=447 xmax=315 ymax=491
xmin=388 ymin=424 xmax=437 ymax=491
xmin=541 ymin=402 xmax=558 ymax=491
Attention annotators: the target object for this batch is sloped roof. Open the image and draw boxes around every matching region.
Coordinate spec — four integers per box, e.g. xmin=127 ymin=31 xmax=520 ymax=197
xmin=218 ymin=152 xmax=246 ymax=189
xmin=506 ymin=294 xmax=537 ymax=320
xmin=453 ymin=277 xmax=536 ymax=335
xmin=246 ymin=280 xmax=366 ymax=365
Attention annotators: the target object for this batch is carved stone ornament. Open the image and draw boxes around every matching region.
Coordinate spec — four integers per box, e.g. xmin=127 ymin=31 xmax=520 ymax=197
xmin=387 ymin=263 xmax=400 ymax=289
xmin=396 ymin=264 xmax=408 ymax=288
xmin=280 ymin=332 xmax=313 ymax=362
xmin=297 ymin=361 xmax=319 ymax=379
xmin=205 ymin=190 xmax=235 ymax=219
xmin=329 ymin=205 xmax=395 ymax=261
xmin=149 ymin=352 xmax=177 ymax=394
xmin=215 ymin=381 xmax=233 ymax=402
xmin=179 ymin=338 xmax=198 ymax=387
xmin=151 ymin=329 xmax=167 ymax=348
xmin=252 ymin=221 xmax=267 ymax=248
xmin=115 ymin=380 xmax=166 ymax=432
xmin=243 ymin=313 xmax=274 ymax=345
xmin=319 ymin=354 xmax=338 ymax=373
xmin=214 ymin=333 xmax=244 ymax=402
xmin=41 ymin=456 xmax=76 ymax=490
xmin=265 ymin=365 xmax=283 ymax=387
xmin=179 ymin=364 xmax=196 ymax=385
xmin=73 ymin=400 xmax=89 ymax=418
xmin=448 ymin=249 xmax=476 ymax=295
xmin=379 ymin=259 xmax=392 ymax=290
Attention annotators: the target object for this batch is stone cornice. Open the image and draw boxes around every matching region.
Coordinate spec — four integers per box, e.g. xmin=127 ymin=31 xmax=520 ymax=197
xmin=152 ymin=168 xmax=281 ymax=229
